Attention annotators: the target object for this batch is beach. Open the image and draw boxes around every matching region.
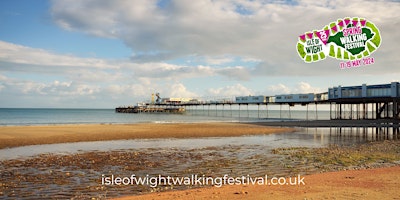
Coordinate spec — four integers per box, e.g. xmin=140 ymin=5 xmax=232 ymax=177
xmin=0 ymin=122 xmax=399 ymax=199
xmin=0 ymin=123 xmax=294 ymax=149
xmin=2 ymin=0 xmax=399 ymax=199
xmin=113 ymin=166 xmax=400 ymax=200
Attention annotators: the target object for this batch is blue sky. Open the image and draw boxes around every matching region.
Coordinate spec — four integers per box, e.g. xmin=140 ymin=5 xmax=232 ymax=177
xmin=0 ymin=0 xmax=131 ymax=58
xmin=0 ymin=0 xmax=399 ymax=108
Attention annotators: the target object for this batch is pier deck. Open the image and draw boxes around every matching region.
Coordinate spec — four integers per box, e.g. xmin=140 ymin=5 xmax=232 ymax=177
xmin=115 ymin=106 xmax=185 ymax=113
xmin=116 ymin=82 xmax=400 ymax=120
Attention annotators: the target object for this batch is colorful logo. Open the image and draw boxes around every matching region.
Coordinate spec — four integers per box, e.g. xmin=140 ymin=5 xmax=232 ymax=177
xmin=296 ymin=17 xmax=381 ymax=68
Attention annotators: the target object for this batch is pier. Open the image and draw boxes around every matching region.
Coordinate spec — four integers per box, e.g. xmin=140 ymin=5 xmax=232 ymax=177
xmin=116 ymin=82 xmax=400 ymax=123
xmin=115 ymin=105 xmax=185 ymax=113
xmin=328 ymin=82 xmax=400 ymax=120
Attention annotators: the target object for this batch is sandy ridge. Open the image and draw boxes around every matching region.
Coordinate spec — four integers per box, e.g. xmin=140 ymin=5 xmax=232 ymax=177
xmin=0 ymin=123 xmax=294 ymax=149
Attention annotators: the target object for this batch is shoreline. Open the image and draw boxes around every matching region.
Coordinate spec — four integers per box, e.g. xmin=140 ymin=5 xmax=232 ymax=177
xmin=2 ymin=118 xmax=399 ymax=127
xmin=0 ymin=122 xmax=295 ymax=149
xmin=1 ymin=119 xmax=399 ymax=149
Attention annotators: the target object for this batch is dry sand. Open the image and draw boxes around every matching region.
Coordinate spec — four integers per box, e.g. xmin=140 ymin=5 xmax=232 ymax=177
xmin=114 ymin=166 xmax=400 ymax=200
xmin=0 ymin=123 xmax=294 ymax=149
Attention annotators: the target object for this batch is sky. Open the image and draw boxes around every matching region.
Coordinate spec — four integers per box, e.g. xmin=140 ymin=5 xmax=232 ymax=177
xmin=0 ymin=0 xmax=399 ymax=108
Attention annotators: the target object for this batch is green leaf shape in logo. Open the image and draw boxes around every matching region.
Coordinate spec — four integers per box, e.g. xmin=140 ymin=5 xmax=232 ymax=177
xmin=327 ymin=27 xmax=374 ymax=56
xmin=366 ymin=21 xmax=381 ymax=47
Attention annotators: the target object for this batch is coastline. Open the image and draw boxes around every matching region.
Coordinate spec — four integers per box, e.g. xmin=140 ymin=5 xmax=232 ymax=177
xmin=0 ymin=122 xmax=294 ymax=149
xmin=1 ymin=119 xmax=399 ymax=149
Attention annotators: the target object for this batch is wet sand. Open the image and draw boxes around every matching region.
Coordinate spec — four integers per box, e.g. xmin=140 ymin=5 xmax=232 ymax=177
xmin=0 ymin=123 xmax=294 ymax=149
xmin=2 ymin=139 xmax=398 ymax=199
xmin=113 ymin=166 xmax=400 ymax=200
xmin=111 ymin=139 xmax=400 ymax=200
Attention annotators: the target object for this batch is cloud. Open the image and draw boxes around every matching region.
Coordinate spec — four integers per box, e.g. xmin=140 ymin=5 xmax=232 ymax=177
xmin=3 ymin=0 xmax=400 ymax=108
xmin=0 ymin=41 xmax=254 ymax=107
xmin=50 ymin=0 xmax=400 ymax=76
xmin=2 ymin=78 xmax=99 ymax=96
xmin=203 ymin=55 xmax=235 ymax=65
xmin=267 ymin=82 xmax=323 ymax=95
xmin=295 ymin=82 xmax=323 ymax=93
xmin=0 ymin=41 xmax=250 ymax=82
xmin=207 ymin=83 xmax=253 ymax=97
xmin=0 ymin=41 xmax=117 ymax=69
xmin=114 ymin=82 xmax=199 ymax=100
xmin=167 ymin=83 xmax=198 ymax=98
xmin=105 ymin=77 xmax=156 ymax=98
xmin=216 ymin=66 xmax=251 ymax=81
xmin=267 ymin=83 xmax=291 ymax=94
xmin=131 ymin=63 xmax=215 ymax=79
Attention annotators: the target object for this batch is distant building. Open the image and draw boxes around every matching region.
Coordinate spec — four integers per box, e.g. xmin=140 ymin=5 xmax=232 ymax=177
xmin=329 ymin=82 xmax=400 ymax=99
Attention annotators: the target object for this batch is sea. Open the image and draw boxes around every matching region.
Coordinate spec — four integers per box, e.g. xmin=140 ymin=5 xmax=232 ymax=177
xmin=0 ymin=108 xmax=332 ymax=126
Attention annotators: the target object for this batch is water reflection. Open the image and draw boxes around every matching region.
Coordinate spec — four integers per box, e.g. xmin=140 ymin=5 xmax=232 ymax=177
xmin=328 ymin=127 xmax=400 ymax=144
xmin=299 ymin=127 xmax=399 ymax=145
